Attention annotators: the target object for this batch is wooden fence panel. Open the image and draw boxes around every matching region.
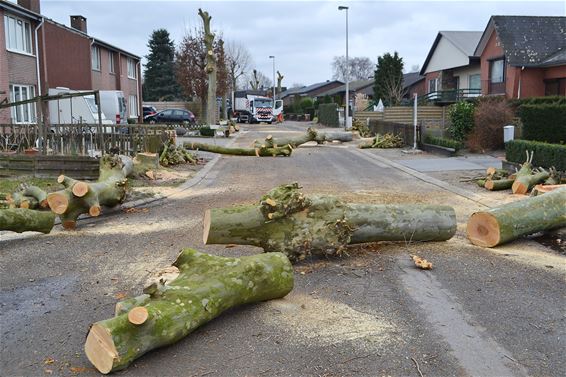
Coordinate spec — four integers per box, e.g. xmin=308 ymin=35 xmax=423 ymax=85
xmin=0 ymin=155 xmax=99 ymax=179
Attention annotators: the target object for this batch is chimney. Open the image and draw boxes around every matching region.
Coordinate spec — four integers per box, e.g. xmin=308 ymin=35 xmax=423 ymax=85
xmin=70 ymin=15 xmax=87 ymax=33
xmin=17 ymin=0 xmax=41 ymax=14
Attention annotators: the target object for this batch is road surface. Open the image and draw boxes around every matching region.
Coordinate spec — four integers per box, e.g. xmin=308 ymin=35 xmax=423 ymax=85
xmin=1 ymin=122 xmax=564 ymax=377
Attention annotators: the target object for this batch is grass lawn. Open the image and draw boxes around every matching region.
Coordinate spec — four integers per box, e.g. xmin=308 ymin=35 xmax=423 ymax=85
xmin=0 ymin=176 xmax=63 ymax=195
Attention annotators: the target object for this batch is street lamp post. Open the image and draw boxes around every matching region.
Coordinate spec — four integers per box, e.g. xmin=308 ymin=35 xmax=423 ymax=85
xmin=338 ymin=5 xmax=349 ymax=130
xmin=269 ymin=55 xmax=275 ymax=108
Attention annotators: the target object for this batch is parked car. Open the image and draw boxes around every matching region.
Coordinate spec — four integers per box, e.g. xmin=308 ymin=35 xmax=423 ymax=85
xmin=143 ymin=105 xmax=157 ymax=118
xmin=144 ymin=109 xmax=196 ymax=124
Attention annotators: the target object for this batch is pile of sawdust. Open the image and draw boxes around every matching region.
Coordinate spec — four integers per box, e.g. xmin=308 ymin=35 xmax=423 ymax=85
xmin=261 ymin=293 xmax=396 ymax=347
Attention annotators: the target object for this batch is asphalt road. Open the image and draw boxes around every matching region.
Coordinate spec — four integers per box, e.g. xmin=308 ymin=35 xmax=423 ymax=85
xmin=1 ymin=122 xmax=564 ymax=377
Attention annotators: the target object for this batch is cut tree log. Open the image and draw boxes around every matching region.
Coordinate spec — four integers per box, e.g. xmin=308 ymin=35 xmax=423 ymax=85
xmin=46 ymin=155 xmax=133 ymax=229
xmin=531 ymin=184 xmax=566 ymax=197
xmin=6 ymin=184 xmax=48 ymax=209
xmin=185 ymin=141 xmax=292 ymax=157
xmin=512 ymin=168 xmax=550 ymax=195
xmin=84 ymin=248 xmax=294 ymax=374
xmin=0 ymin=208 xmax=55 ymax=233
xmin=203 ymin=183 xmax=457 ymax=262
xmin=256 ymin=127 xmax=352 ymax=149
xmin=467 ymin=187 xmax=566 ymax=247
xmin=485 ymin=178 xmax=514 ymax=191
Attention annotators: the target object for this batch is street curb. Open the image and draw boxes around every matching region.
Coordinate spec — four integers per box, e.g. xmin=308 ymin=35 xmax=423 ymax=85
xmin=348 ymin=148 xmax=497 ymax=208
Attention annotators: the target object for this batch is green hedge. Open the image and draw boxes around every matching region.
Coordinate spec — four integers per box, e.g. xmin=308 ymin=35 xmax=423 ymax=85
xmin=518 ymin=103 xmax=566 ymax=143
xmin=506 ymin=140 xmax=566 ymax=171
xmin=318 ymin=103 xmax=339 ymax=128
xmin=424 ymin=134 xmax=463 ymax=150
xmin=510 ymin=96 xmax=566 ymax=107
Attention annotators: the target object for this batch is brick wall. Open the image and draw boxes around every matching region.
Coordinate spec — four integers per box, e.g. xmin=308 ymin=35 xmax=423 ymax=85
xmin=0 ymin=9 xmax=10 ymax=124
xmin=91 ymin=46 xmax=119 ymax=91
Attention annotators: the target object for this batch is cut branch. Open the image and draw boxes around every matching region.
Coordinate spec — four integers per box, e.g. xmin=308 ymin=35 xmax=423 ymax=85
xmin=0 ymin=208 xmax=55 ymax=233
xmin=257 ymin=128 xmax=352 ymax=149
xmin=84 ymin=248 xmax=293 ymax=374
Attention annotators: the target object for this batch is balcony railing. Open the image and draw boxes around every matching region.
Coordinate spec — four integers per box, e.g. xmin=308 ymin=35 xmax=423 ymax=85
xmin=419 ymin=88 xmax=482 ymax=105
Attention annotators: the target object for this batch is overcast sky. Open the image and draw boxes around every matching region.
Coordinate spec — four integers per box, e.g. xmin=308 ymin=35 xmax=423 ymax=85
xmin=40 ymin=0 xmax=565 ymax=86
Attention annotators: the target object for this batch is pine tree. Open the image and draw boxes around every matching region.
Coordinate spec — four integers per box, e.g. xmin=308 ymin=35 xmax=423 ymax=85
xmin=143 ymin=29 xmax=181 ymax=101
xmin=373 ymin=52 xmax=404 ymax=106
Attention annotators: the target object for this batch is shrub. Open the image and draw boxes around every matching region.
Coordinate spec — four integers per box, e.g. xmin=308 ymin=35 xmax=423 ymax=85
xmin=447 ymin=101 xmax=475 ymax=141
xmin=199 ymin=125 xmax=215 ymax=137
xmin=299 ymin=98 xmax=314 ymax=112
xmin=467 ymin=97 xmax=514 ymax=152
xmin=318 ymin=103 xmax=339 ymax=127
xmin=509 ymin=96 xmax=566 ymax=107
xmin=506 ymin=140 xmax=566 ymax=171
xmin=127 ymin=117 xmax=137 ymax=124
xmin=518 ymin=103 xmax=566 ymax=144
xmin=424 ymin=134 xmax=463 ymax=150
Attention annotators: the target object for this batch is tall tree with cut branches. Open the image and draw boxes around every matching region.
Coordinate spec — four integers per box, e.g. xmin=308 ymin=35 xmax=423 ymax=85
xmin=373 ymin=52 xmax=404 ymax=106
xmin=143 ymin=29 xmax=181 ymax=101
xmin=332 ymin=56 xmax=374 ymax=81
xmin=247 ymin=69 xmax=272 ymax=90
xmin=176 ymin=13 xmax=228 ymax=123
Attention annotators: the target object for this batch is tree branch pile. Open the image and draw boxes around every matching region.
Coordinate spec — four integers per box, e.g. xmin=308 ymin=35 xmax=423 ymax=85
xmin=359 ymin=133 xmax=404 ymax=149
xmin=204 ymin=183 xmax=457 ymax=262
xmin=159 ymin=140 xmax=197 ymax=167
xmin=467 ymin=187 xmax=566 ymax=247
xmin=5 ymin=184 xmax=48 ymax=209
xmin=352 ymin=119 xmax=372 ymax=138
xmin=46 ymin=155 xmax=133 ymax=229
xmin=84 ymin=248 xmax=294 ymax=374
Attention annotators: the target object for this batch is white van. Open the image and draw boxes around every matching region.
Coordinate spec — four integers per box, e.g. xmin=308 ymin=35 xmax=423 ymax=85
xmin=99 ymin=90 xmax=127 ymax=124
xmin=47 ymin=87 xmax=112 ymax=126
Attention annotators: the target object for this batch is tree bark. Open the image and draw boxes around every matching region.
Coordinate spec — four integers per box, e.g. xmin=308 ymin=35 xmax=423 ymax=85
xmin=6 ymin=185 xmax=48 ymax=209
xmin=512 ymin=170 xmax=550 ymax=195
xmin=46 ymin=155 xmax=133 ymax=229
xmin=255 ymin=128 xmax=352 ymax=149
xmin=467 ymin=187 xmax=566 ymax=247
xmin=84 ymin=248 xmax=293 ymax=374
xmin=199 ymin=8 xmax=217 ymax=126
xmin=185 ymin=142 xmax=292 ymax=157
xmin=0 ymin=208 xmax=55 ymax=233
xmin=485 ymin=178 xmax=514 ymax=191
xmin=203 ymin=183 xmax=457 ymax=262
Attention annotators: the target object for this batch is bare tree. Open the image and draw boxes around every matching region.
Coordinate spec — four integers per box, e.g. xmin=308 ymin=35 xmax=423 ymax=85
xmin=383 ymin=74 xmax=406 ymax=106
xmin=246 ymin=69 xmax=272 ymax=90
xmin=225 ymin=40 xmax=252 ymax=92
xmin=332 ymin=56 xmax=374 ymax=81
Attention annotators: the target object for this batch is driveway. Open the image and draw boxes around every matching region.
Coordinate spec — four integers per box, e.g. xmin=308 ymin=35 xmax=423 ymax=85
xmin=1 ymin=121 xmax=564 ymax=377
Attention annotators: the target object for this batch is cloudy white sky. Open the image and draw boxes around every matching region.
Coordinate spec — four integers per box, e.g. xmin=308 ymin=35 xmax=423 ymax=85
xmin=40 ymin=0 xmax=565 ymax=86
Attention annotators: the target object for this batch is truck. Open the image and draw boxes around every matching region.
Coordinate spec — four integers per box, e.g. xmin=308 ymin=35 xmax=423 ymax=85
xmin=98 ymin=90 xmax=128 ymax=125
xmin=232 ymin=91 xmax=274 ymax=124
xmin=47 ymin=88 xmax=113 ymax=127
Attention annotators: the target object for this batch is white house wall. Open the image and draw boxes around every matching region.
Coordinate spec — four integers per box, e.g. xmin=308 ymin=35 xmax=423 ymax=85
xmin=453 ymin=64 xmax=481 ymax=89
xmin=424 ymin=37 xmax=470 ymax=73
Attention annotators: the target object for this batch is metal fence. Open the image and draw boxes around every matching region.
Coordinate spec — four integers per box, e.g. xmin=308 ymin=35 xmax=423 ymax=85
xmin=0 ymin=123 xmax=198 ymax=156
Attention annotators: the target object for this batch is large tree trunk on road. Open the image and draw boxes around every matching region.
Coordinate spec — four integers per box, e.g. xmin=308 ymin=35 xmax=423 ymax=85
xmin=258 ymin=127 xmax=352 ymax=149
xmin=185 ymin=142 xmax=292 ymax=157
xmin=467 ymin=187 xmax=566 ymax=247
xmin=204 ymin=183 xmax=457 ymax=262
xmin=0 ymin=208 xmax=55 ymax=233
xmin=46 ymin=155 xmax=133 ymax=229
xmin=85 ymin=248 xmax=293 ymax=374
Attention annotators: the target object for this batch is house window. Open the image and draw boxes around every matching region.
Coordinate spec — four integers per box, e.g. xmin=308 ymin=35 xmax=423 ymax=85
xmin=490 ymin=58 xmax=505 ymax=83
xmin=544 ymin=78 xmax=565 ymax=96
xmin=469 ymin=74 xmax=481 ymax=90
xmin=428 ymin=78 xmax=438 ymax=93
xmin=129 ymin=95 xmax=138 ymax=117
xmin=4 ymin=14 xmax=33 ymax=54
xmin=109 ymin=52 xmax=115 ymax=74
xmin=9 ymin=84 xmax=36 ymax=123
xmin=91 ymin=45 xmax=101 ymax=71
xmin=127 ymin=58 xmax=137 ymax=79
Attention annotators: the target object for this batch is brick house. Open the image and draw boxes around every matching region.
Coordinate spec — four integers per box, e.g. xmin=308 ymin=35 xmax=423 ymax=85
xmin=420 ymin=31 xmax=483 ymax=103
xmin=0 ymin=0 xmax=142 ymax=124
xmin=474 ymin=16 xmax=566 ymax=98
xmin=0 ymin=0 xmax=42 ymax=124
xmin=280 ymin=80 xmax=343 ymax=106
